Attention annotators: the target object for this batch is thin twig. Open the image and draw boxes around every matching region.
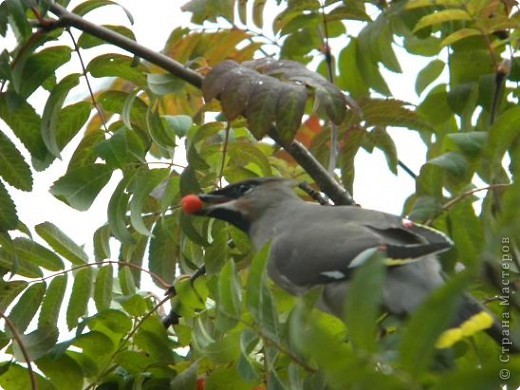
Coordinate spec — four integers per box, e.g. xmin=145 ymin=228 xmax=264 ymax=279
xmin=0 ymin=311 xmax=38 ymax=390
xmin=319 ymin=1 xmax=338 ymax=175
xmin=65 ymin=28 xmax=109 ymax=133
xmin=397 ymin=160 xmax=417 ymax=179
xmin=218 ymin=123 xmax=231 ymax=186
xmin=32 ymin=260 xmax=170 ymax=290
xmin=426 ymin=183 xmax=511 ymax=225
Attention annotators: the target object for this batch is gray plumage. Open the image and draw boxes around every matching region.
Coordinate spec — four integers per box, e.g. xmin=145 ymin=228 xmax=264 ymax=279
xmin=189 ymin=177 xmax=507 ymax=348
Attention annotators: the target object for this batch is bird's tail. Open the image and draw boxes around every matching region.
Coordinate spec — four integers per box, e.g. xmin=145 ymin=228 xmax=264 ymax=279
xmin=436 ymin=294 xmax=519 ymax=353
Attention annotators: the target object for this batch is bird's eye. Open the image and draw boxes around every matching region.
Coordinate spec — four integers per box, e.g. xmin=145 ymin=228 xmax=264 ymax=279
xmin=235 ymin=184 xmax=253 ymax=196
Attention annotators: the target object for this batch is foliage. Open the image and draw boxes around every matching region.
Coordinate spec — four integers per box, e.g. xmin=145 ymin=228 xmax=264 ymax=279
xmin=0 ymin=0 xmax=519 ymax=389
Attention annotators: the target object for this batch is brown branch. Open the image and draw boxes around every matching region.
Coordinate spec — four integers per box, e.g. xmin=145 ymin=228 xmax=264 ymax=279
xmin=0 ymin=311 xmax=38 ymax=390
xmin=47 ymin=2 xmax=354 ymax=205
xmin=48 ymin=3 xmax=203 ymax=89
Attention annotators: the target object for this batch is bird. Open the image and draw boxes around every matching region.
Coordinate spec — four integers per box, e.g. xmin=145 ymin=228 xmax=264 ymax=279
xmin=181 ymin=176 xmax=510 ymax=350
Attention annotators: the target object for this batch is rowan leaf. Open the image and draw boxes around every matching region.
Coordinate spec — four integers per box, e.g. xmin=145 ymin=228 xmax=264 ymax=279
xmin=35 ymin=222 xmax=88 ymax=265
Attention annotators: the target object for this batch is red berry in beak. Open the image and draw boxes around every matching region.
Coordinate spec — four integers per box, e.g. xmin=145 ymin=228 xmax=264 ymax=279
xmin=181 ymin=194 xmax=203 ymax=214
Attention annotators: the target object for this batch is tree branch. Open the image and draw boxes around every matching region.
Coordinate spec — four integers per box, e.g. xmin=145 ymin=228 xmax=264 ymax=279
xmin=47 ymin=3 xmax=354 ymax=205
xmin=48 ymin=3 xmax=203 ymax=88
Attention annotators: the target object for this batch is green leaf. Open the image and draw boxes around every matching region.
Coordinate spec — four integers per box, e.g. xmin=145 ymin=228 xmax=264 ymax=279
xmin=68 ymin=129 xmax=106 ymax=170
xmin=427 ymin=151 xmax=469 ymax=177
xmin=129 ymin=168 xmax=169 ymax=236
xmin=72 ymin=0 xmax=134 ymax=23
xmin=50 ymin=163 xmax=113 ymax=211
xmin=226 ymin=143 xmax=273 ymax=177
xmin=441 ymin=28 xmax=482 ymax=47
xmin=356 ymin=40 xmax=391 ymax=96
xmin=87 ymin=54 xmax=147 ymax=88
xmin=174 ymin=277 xmax=207 ymax=318
xmin=38 ymin=274 xmax=67 ymax=329
xmin=415 ymin=59 xmax=445 ymax=96
xmin=36 ymin=354 xmax=84 ymax=390
xmin=237 ymin=330 xmax=260 ymax=383
xmin=413 ymin=9 xmax=472 ymax=33
xmin=202 ymin=223 xmax=228 ymax=274
xmin=344 ymin=252 xmax=385 ymax=353
xmin=41 ymin=73 xmax=80 ymax=158
xmin=449 ymin=200 xmax=483 ymax=267
xmin=216 ymin=260 xmax=242 ymax=331
xmin=117 ymin=293 xmax=148 ymax=316
xmin=108 ymin=176 xmax=134 ymax=243
xmin=432 ymin=365 xmax=519 ymax=390
xmin=149 ymin=215 xmax=178 ymax=285
xmin=366 ymin=127 xmax=398 ymax=174
xmin=447 ymin=131 xmax=486 ymax=157
xmin=93 ymin=224 xmax=111 ymax=261
xmin=73 ymin=330 xmax=115 ymax=363
xmin=246 ymin=245 xmax=279 ymax=340
xmin=0 ymin=363 xmax=54 ymax=390
xmin=88 ymin=309 xmax=132 ymax=339
xmin=66 ymin=267 xmax=93 ymax=330
xmin=162 ymin=115 xmax=193 ymax=138
xmin=17 ymin=46 xmax=72 ymax=99
xmin=0 ymin=92 xmax=49 ymax=170
xmin=13 ymin=237 xmax=64 ymax=271
xmin=147 ymin=73 xmax=186 ymax=95
xmin=0 ymin=236 xmax=43 ymax=278
xmin=94 ymin=264 xmax=113 ymax=311
xmin=400 ymin=275 xmax=470 ymax=377
xmin=8 ymin=282 xmax=46 ymax=333
xmin=486 ymin=107 xmax=520 ymax=171
xmin=134 ymin=317 xmax=175 ymax=362
xmin=338 ymin=40 xmax=369 ymax=98
xmin=361 ymin=98 xmax=434 ymax=132
xmin=0 ymin=280 xmax=28 ymax=311
xmin=170 ymin=361 xmax=198 ymax=390
xmin=447 ymin=82 xmax=478 ymax=115
xmin=78 ymin=25 xmax=136 ymax=49
xmin=417 ymin=84 xmax=453 ymax=126
xmin=35 ymin=221 xmax=89 ymax=265
xmin=406 ymin=195 xmax=443 ymax=222
xmin=118 ymin=266 xmax=136 ymax=296
xmin=56 ymin=102 xmax=92 ymax=151
xmin=146 ymin=108 xmax=176 ymax=156
xmin=13 ymin=326 xmax=59 ymax=362
xmin=94 ymin=127 xmax=146 ymax=169
xmin=0 ymin=180 xmax=18 ymax=231
xmin=449 ymin=50 xmax=493 ymax=85
xmin=98 ymin=90 xmax=149 ymax=130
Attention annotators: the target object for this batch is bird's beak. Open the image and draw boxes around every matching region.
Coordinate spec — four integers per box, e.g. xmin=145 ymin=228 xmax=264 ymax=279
xmin=198 ymin=194 xmax=232 ymax=204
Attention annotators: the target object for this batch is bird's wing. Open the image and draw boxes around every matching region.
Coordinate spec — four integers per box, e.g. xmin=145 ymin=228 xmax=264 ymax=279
xmin=269 ymin=207 xmax=452 ymax=287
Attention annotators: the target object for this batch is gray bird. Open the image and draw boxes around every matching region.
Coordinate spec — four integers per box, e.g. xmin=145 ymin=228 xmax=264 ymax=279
xmin=182 ymin=177 xmax=508 ymax=349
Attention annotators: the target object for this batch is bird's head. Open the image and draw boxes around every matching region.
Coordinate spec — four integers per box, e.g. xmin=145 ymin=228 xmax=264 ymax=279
xmin=180 ymin=177 xmax=298 ymax=232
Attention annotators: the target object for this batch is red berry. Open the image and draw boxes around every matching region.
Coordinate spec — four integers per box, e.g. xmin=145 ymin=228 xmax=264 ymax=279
xmin=196 ymin=378 xmax=206 ymax=390
xmin=181 ymin=194 xmax=204 ymax=214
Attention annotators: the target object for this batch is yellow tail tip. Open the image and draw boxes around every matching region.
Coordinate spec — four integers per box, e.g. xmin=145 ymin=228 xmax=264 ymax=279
xmin=435 ymin=312 xmax=494 ymax=349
